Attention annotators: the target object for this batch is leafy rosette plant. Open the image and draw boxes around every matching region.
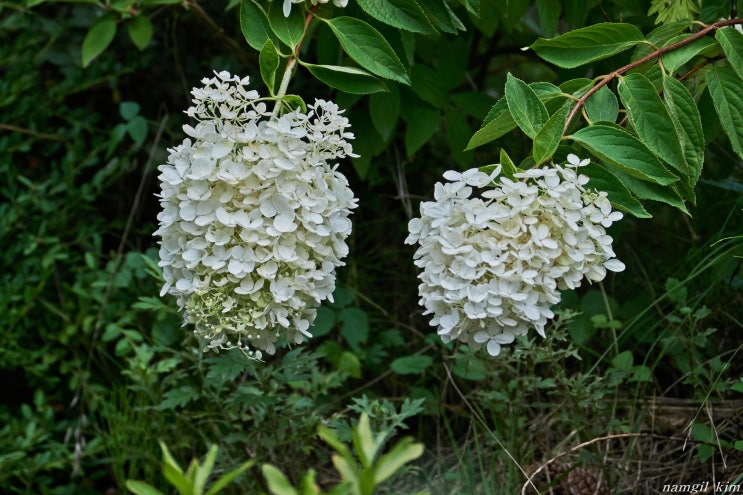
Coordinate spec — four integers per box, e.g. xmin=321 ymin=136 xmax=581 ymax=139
xmin=154 ymin=71 xmax=357 ymax=359
xmin=406 ymin=155 xmax=625 ymax=356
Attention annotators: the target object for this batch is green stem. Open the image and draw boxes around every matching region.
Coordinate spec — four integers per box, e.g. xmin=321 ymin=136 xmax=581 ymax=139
xmin=272 ymin=5 xmax=319 ymax=111
xmin=275 ymin=57 xmax=297 ymax=100
xmin=563 ymin=17 xmax=743 ymax=134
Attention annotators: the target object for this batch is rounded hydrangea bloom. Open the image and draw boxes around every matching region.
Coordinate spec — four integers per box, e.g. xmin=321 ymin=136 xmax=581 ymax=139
xmin=154 ymin=71 xmax=357 ymax=359
xmin=405 ymin=155 xmax=625 ymax=357
xmin=281 ymin=0 xmax=347 ymax=16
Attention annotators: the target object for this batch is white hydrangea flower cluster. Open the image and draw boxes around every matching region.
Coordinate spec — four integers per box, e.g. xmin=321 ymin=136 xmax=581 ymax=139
xmin=405 ymin=155 xmax=625 ymax=357
xmin=155 ymin=71 xmax=357 ymax=359
xmin=281 ymin=0 xmax=348 ymax=17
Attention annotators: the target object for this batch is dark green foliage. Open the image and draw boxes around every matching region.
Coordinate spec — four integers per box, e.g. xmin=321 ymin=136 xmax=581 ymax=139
xmin=1 ymin=1 xmax=743 ymax=493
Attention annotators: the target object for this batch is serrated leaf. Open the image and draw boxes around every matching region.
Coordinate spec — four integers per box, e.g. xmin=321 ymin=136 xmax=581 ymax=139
xmin=421 ymin=0 xmax=465 ymax=34
xmin=662 ymin=74 xmax=704 ymax=191
xmin=571 ymin=124 xmax=679 ymax=185
xmin=356 ymin=0 xmax=436 ymax=34
xmin=533 ymin=103 xmax=570 ymax=164
xmin=157 ymin=386 xmax=199 ymax=410
xmin=267 ymin=0 xmax=305 ymax=49
xmin=661 ymin=35 xmax=718 ymax=75
xmin=325 ymin=17 xmax=410 ymax=84
xmin=582 ymin=163 xmax=651 ymax=218
xmin=370 ymin=86 xmax=400 ymax=141
xmin=610 ymin=167 xmax=690 ymax=214
xmin=465 ymin=98 xmax=515 ymax=150
xmin=530 ymin=22 xmax=645 ymax=69
xmin=240 ymin=0 xmax=275 ymax=50
xmin=716 ymin=26 xmax=743 ymax=80
xmin=584 ymin=86 xmax=619 ymax=123
xmin=304 ymin=63 xmax=388 ymax=94
xmin=82 ymin=14 xmax=117 ymax=67
xmin=618 ymin=73 xmax=686 ymax=178
xmin=499 ymin=148 xmax=520 ymax=178
xmin=705 ymin=65 xmax=743 ymax=158
xmin=259 ymin=38 xmax=280 ymax=95
xmin=390 ymin=355 xmax=433 ymax=375
xmin=128 ymin=15 xmax=153 ymax=51
xmin=505 ymin=73 xmax=548 ymax=139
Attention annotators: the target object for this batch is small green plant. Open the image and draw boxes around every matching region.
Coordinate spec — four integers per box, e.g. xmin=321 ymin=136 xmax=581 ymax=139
xmin=125 ymin=442 xmax=255 ymax=495
xmin=263 ymin=413 xmax=426 ymax=495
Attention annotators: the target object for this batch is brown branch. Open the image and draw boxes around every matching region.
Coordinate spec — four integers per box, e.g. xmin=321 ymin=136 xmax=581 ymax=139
xmin=563 ymin=17 xmax=743 ymax=134
xmin=0 ymin=123 xmax=65 ymax=141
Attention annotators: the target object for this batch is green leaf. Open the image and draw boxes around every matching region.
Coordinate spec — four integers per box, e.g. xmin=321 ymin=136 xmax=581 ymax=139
xmin=716 ymin=26 xmax=743 ymax=80
xmin=530 ymin=22 xmax=645 ymax=69
xmin=662 ymin=74 xmax=704 ymax=189
xmin=193 ymin=445 xmax=217 ymax=495
xmin=119 ymin=101 xmax=140 ymax=120
xmin=533 ymin=103 xmax=570 ymax=164
xmin=584 ymin=86 xmax=618 ymax=123
xmin=339 ymin=307 xmax=369 ymax=351
xmin=304 ymin=63 xmax=388 ymax=94
xmin=505 ymin=73 xmax=549 ymax=139
xmin=610 ymin=168 xmax=690 ymax=214
xmin=240 ymin=0 xmax=275 ymax=50
xmin=611 ymin=350 xmax=633 ymax=371
xmin=465 ymin=98 xmax=515 ymax=150
xmin=325 ymin=17 xmax=410 ymax=84
xmin=337 ymin=351 xmax=362 ymax=379
xmin=373 ymin=437 xmax=424 ymax=485
xmin=390 ymin=355 xmax=433 ymax=375
xmin=661 ymin=35 xmax=718 ymax=75
xmin=445 ymin=109 xmax=474 ymax=166
xmin=278 ymin=94 xmax=306 ymax=114
xmin=617 ymin=73 xmax=686 ymax=176
xmin=259 ymin=39 xmax=280 ymax=95
xmin=356 ymin=0 xmax=436 ymax=34
xmin=705 ymin=65 xmax=743 ymax=158
xmin=262 ymin=464 xmax=299 ymax=495
xmin=352 ymin=414 xmax=378 ymax=468
xmin=571 ymin=124 xmax=679 ymax=185
xmin=318 ymin=427 xmax=355 ymax=462
xmin=125 ymin=480 xmax=165 ymax=495
xmin=309 ymin=306 xmax=335 ymax=337
xmin=499 ymin=148 xmax=520 ymax=178
xmin=370 ymin=86 xmax=400 ymax=141
xmin=582 ymin=163 xmax=651 ymax=218
xmin=420 ymin=0 xmax=465 ymax=34
xmin=128 ymin=15 xmax=153 ymax=51
xmin=82 ymin=14 xmax=117 ymax=67
xmin=126 ymin=116 xmax=148 ymax=147
xmin=403 ymin=103 xmax=439 ymax=157
xmin=536 ymin=0 xmax=560 ymax=38
xmin=267 ymin=0 xmax=305 ymax=49
xmin=206 ymin=460 xmax=256 ymax=495
xmin=158 ymin=442 xmax=192 ymax=495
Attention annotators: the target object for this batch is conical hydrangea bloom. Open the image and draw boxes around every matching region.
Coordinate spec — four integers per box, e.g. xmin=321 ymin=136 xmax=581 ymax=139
xmin=405 ymin=155 xmax=625 ymax=356
xmin=155 ymin=71 xmax=357 ymax=359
